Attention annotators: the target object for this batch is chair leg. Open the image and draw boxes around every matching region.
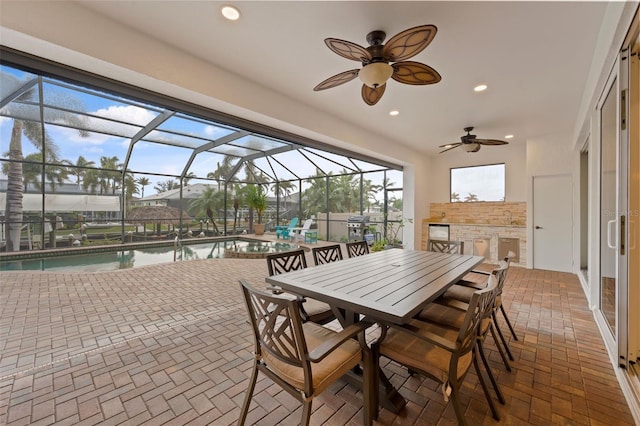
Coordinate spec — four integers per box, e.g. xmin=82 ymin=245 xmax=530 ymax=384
xmin=489 ymin=323 xmax=512 ymax=372
xmin=477 ymin=340 xmax=505 ymax=404
xmin=473 ymin=349 xmax=500 ymax=421
xmin=500 ymin=304 xmax=519 ymax=341
xmin=237 ymin=364 xmax=259 ymax=426
xmin=301 ymin=400 xmax=312 ymax=426
xmin=449 ymin=384 xmax=468 ymax=426
xmin=493 ymin=312 xmax=515 ymax=361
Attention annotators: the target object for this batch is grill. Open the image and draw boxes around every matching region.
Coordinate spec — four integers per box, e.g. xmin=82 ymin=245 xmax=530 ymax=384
xmin=347 ymin=215 xmax=370 ymax=242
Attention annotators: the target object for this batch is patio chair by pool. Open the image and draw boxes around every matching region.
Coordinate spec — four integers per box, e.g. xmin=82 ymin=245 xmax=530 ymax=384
xmin=276 ymin=217 xmax=298 ymax=239
xmin=292 ymin=218 xmax=314 ymax=242
xmin=238 ymin=279 xmax=373 ymax=426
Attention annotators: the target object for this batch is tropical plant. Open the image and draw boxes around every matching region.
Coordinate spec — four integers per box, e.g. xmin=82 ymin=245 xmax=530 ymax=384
xmin=2 ymin=73 xmax=88 ymax=251
xmin=136 ymin=176 xmax=150 ymax=198
xmin=153 ymin=179 xmax=179 ymax=193
xmin=189 ymin=186 xmax=223 ymax=234
xmin=245 ymin=184 xmax=268 ymax=225
xmin=464 ymin=193 xmax=479 ymax=202
xmin=271 ymin=180 xmax=296 ymax=212
xmin=69 ymin=155 xmax=95 ymax=187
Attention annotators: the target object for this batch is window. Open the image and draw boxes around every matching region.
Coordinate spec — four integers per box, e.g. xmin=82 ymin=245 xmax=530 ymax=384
xmin=450 ymin=163 xmax=505 ymax=202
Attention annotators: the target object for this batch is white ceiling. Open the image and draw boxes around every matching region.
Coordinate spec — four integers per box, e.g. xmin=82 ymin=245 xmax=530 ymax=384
xmin=75 ymin=1 xmax=608 ymax=155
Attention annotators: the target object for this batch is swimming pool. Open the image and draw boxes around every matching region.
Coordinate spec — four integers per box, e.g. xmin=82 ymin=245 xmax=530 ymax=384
xmin=0 ymin=240 xmax=298 ymax=272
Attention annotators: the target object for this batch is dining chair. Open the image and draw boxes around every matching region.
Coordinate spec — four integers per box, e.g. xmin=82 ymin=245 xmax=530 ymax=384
xmin=428 ymin=239 xmax=464 ymax=254
xmin=312 ymin=244 xmax=343 ymax=265
xmin=345 ymin=240 xmax=369 ymax=258
xmin=439 ymin=257 xmax=516 ymax=363
xmin=238 ymin=280 xmax=374 ymax=426
xmin=266 ymin=250 xmax=335 ymax=325
xmin=416 ymin=265 xmax=509 ymax=405
xmin=376 ymin=276 xmax=500 ymax=425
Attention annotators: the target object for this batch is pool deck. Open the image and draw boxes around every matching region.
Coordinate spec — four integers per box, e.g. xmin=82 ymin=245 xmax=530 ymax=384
xmin=0 ymin=234 xmax=635 ymax=425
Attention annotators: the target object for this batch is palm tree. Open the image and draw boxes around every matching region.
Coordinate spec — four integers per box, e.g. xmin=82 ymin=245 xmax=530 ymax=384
xmin=464 ymin=193 xmax=479 ymax=202
xmin=154 ymin=179 xmax=179 ymax=193
xmin=69 ymin=155 xmax=95 ymax=187
xmin=362 ymin=178 xmax=382 ymax=212
xmin=100 ymin=156 xmax=122 ymax=195
xmin=137 ymin=177 xmax=151 ymax=198
xmin=271 ymin=180 xmax=296 ymax=220
xmin=182 ymin=171 xmax=196 ymax=187
xmin=189 ymin=186 xmax=222 ymax=234
xmin=2 ymin=73 xmax=88 ymax=251
xmin=207 ymin=156 xmax=235 ymax=191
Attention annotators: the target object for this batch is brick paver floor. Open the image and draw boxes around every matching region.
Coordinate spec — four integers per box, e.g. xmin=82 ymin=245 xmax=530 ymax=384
xmin=0 ymin=241 xmax=636 ymax=425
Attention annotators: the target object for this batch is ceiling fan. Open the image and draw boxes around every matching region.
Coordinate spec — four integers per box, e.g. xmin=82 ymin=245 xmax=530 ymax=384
xmin=313 ymin=25 xmax=441 ymax=106
xmin=439 ymin=127 xmax=509 ymax=153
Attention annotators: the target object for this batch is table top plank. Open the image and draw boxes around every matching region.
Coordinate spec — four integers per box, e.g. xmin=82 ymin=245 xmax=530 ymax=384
xmin=266 ymin=249 xmax=484 ymax=324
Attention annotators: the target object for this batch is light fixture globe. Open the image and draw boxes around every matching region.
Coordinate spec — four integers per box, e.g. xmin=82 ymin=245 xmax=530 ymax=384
xmin=358 ymin=62 xmax=393 ymax=88
xmin=461 ymin=143 xmax=480 ymax=152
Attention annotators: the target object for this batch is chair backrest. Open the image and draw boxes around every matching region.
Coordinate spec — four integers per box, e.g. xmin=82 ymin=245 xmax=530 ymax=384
xmin=300 ymin=218 xmax=313 ymax=231
xmin=457 ymin=275 xmax=498 ymax=354
xmin=288 ymin=217 xmax=299 ymax=228
xmin=428 ymin=239 xmax=464 ymax=254
xmin=493 ymin=259 xmax=511 ymax=299
xmin=312 ymin=244 xmax=343 ymax=265
xmin=239 ymin=279 xmax=312 ymax=391
xmin=346 ymin=240 xmax=369 ymax=258
xmin=266 ymin=249 xmax=308 ymax=276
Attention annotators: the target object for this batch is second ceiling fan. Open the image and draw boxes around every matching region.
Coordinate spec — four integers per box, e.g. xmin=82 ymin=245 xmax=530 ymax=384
xmin=439 ymin=127 xmax=509 ymax=153
xmin=313 ymin=25 xmax=442 ymax=105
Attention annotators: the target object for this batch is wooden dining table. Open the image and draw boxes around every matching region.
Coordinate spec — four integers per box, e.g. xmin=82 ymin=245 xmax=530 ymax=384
xmin=265 ymin=248 xmax=485 ymax=420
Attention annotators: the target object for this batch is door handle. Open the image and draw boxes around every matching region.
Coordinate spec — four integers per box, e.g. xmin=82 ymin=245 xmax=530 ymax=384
xmin=535 ymin=226 xmax=542 ymax=229
xmin=607 ymin=219 xmax=617 ymax=249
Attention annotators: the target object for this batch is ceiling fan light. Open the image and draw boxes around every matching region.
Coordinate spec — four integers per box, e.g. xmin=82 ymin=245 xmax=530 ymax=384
xmin=359 ymin=62 xmax=393 ymax=88
xmin=462 ymin=143 xmax=480 ymax=152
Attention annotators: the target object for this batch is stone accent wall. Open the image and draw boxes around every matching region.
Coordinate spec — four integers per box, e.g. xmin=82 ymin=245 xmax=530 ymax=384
xmin=421 ymin=201 xmax=527 ymax=267
xmin=421 ymin=220 xmax=527 ymax=267
xmin=428 ymin=202 xmax=526 ymax=225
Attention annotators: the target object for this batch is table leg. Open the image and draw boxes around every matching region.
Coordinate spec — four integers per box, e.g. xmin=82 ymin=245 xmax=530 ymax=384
xmin=335 ymin=310 xmax=407 ymax=416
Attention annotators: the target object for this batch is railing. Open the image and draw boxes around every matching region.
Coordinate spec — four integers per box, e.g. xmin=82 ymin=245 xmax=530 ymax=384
xmin=173 ymin=236 xmax=182 ymax=261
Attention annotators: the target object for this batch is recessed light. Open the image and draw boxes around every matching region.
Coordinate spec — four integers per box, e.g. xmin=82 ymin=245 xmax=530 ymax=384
xmin=474 ymin=84 xmax=488 ymax=92
xmin=389 ymin=110 xmax=399 ymax=116
xmin=221 ymin=5 xmax=241 ymax=20
xmin=505 ymin=134 xmax=514 ymax=139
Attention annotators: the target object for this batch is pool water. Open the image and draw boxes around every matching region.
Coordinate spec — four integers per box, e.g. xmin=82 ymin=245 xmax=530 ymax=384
xmin=1 ymin=240 xmax=298 ymax=272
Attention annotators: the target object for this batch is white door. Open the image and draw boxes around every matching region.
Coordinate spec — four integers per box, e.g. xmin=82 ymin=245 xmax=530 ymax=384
xmin=533 ymin=174 xmax=573 ymax=272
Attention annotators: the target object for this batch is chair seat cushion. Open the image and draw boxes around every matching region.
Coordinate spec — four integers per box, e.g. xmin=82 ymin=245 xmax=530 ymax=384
xmin=442 ymin=284 xmax=476 ymax=303
xmin=418 ymin=303 xmax=491 ymax=335
xmin=302 ymin=298 xmax=332 ymax=316
xmin=380 ymin=320 xmax=472 ymax=384
xmin=263 ymin=322 xmax=362 ymax=394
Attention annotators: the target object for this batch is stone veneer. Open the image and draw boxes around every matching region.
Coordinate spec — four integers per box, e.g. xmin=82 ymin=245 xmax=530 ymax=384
xmin=428 ymin=201 xmax=526 ymax=225
xmin=421 ymin=202 xmax=527 ymax=267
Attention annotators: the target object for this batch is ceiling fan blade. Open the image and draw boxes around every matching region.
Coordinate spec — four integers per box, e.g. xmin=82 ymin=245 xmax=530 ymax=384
xmin=324 ymin=38 xmax=372 ymax=62
xmin=313 ymin=69 xmax=359 ymax=91
xmin=382 ymin=25 xmax=437 ymax=62
xmin=362 ymin=84 xmax=385 ymax=106
xmin=391 ymin=61 xmax=441 ymax=85
xmin=439 ymin=143 xmax=459 ymax=148
xmin=439 ymin=143 xmax=462 ymax=153
xmin=474 ymin=138 xmax=509 ymax=146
